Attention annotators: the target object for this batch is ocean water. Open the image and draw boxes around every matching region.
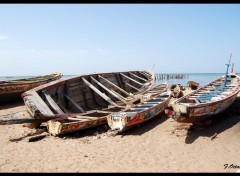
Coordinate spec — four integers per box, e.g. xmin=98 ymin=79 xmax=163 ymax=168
xmin=0 ymin=73 xmax=233 ymax=88
xmin=154 ymin=73 xmax=226 ymax=87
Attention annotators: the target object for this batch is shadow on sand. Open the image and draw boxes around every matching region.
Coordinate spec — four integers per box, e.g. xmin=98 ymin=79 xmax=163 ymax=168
xmin=0 ymin=100 xmax=24 ymax=110
xmin=185 ymin=97 xmax=240 ymax=144
xmin=119 ymin=112 xmax=169 ymax=136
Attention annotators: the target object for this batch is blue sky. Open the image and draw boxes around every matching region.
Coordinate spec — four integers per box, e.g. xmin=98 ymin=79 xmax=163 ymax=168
xmin=0 ymin=4 xmax=240 ymax=76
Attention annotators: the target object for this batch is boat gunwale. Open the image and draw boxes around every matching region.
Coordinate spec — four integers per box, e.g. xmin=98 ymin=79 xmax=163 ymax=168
xmin=0 ymin=73 xmax=62 ymax=85
xmin=22 ymin=70 xmax=155 ymax=94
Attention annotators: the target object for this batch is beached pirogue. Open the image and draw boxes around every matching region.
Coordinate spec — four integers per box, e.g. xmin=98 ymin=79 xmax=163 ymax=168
xmin=22 ymin=70 xmax=157 ymax=136
xmin=107 ymin=85 xmax=171 ymax=132
xmin=0 ymin=72 xmax=62 ymax=103
xmin=165 ymin=72 xmax=240 ymax=124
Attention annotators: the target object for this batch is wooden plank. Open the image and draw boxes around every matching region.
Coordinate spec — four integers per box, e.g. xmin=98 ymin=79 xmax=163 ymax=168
xmin=68 ymin=81 xmax=81 ymax=88
xmin=120 ymin=73 xmax=144 ymax=86
xmin=75 ymin=115 xmax=101 ymax=120
xmin=57 ymin=103 xmax=72 ymax=113
xmin=90 ymin=76 xmax=130 ymax=105
xmin=115 ymin=74 xmax=125 ymax=94
xmin=43 ymin=91 xmax=64 ymax=114
xmin=67 ymin=117 xmax=90 ymax=121
xmin=144 ymin=71 xmax=152 ymax=77
xmin=110 ymin=88 xmax=129 ymax=101
xmin=79 ymin=85 xmax=94 ymax=110
xmin=64 ymin=94 xmax=85 ymax=113
xmin=140 ymin=71 xmax=151 ymax=79
xmin=125 ymin=82 xmax=141 ymax=91
xmin=98 ymin=75 xmax=133 ymax=97
xmin=96 ymin=110 xmax=118 ymax=114
xmin=86 ymin=77 xmax=109 ymax=109
xmin=129 ymin=72 xmax=148 ymax=82
xmin=82 ymin=77 xmax=117 ymax=106
xmin=24 ymin=91 xmax=54 ymax=116
xmin=27 ymin=132 xmax=48 ymax=142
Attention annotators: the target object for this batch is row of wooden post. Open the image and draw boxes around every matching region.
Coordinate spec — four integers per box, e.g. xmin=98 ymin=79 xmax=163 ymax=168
xmin=155 ymin=74 xmax=188 ymax=81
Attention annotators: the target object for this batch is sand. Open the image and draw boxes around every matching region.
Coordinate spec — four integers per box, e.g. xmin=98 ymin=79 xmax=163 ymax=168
xmin=0 ymin=93 xmax=240 ymax=173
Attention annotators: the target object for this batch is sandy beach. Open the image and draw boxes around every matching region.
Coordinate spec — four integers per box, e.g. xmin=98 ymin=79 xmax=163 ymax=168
xmin=0 ymin=92 xmax=240 ymax=173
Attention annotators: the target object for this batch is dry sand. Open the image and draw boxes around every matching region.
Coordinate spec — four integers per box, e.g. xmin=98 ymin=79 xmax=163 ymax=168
xmin=0 ymin=92 xmax=240 ymax=173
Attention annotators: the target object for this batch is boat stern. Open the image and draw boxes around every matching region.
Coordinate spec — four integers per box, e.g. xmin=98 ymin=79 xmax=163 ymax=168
xmin=107 ymin=113 xmax=126 ymax=131
xmin=107 ymin=112 xmax=138 ymax=132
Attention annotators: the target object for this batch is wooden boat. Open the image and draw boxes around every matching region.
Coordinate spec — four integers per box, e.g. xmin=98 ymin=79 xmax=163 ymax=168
xmin=107 ymin=89 xmax=171 ymax=132
xmin=0 ymin=72 xmax=63 ymax=103
xmin=165 ymin=72 xmax=240 ymax=124
xmin=140 ymin=83 xmax=168 ymax=102
xmin=21 ymin=70 xmax=155 ymax=136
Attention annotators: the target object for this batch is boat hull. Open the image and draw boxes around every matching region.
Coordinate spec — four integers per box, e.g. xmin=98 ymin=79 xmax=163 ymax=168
xmin=21 ymin=70 xmax=156 ymax=136
xmin=165 ymin=73 xmax=240 ymax=123
xmin=0 ymin=72 xmax=62 ymax=103
xmin=107 ymin=92 xmax=171 ymax=132
xmin=166 ymin=92 xmax=238 ymax=123
xmin=47 ymin=115 xmax=107 ymax=136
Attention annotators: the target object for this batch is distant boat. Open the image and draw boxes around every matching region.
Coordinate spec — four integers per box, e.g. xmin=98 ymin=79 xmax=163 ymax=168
xmin=21 ymin=70 xmax=156 ymax=136
xmin=0 ymin=72 xmax=63 ymax=103
xmin=165 ymin=72 xmax=240 ymax=124
xmin=107 ymin=83 xmax=170 ymax=132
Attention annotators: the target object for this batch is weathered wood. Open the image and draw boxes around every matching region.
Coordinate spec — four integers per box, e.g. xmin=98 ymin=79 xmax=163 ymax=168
xmin=211 ymin=133 xmax=218 ymax=140
xmin=90 ymin=76 xmax=129 ymax=105
xmin=82 ymin=77 xmax=117 ymax=106
xmin=0 ymin=110 xmax=31 ymax=120
xmin=67 ymin=117 xmax=89 ymax=121
xmin=68 ymin=80 xmax=81 ymax=87
xmin=78 ymin=86 xmax=92 ymax=110
xmin=57 ymin=103 xmax=72 ymax=113
xmin=75 ymin=115 xmax=101 ymax=120
xmin=24 ymin=91 xmax=54 ymax=116
xmin=64 ymin=94 xmax=85 ymax=113
xmin=9 ymin=130 xmax=47 ymax=142
xmin=22 ymin=70 xmax=156 ymax=136
xmin=140 ymin=71 xmax=151 ymax=79
xmin=0 ymin=118 xmax=37 ymax=125
xmin=125 ymin=82 xmax=141 ymax=91
xmin=96 ymin=110 xmax=120 ymax=114
xmin=129 ymin=72 xmax=148 ymax=82
xmin=120 ymin=73 xmax=144 ymax=86
xmin=143 ymin=71 xmax=152 ymax=77
xmin=63 ymin=83 xmax=70 ymax=109
xmin=110 ymin=88 xmax=129 ymax=101
xmin=67 ymin=90 xmax=87 ymax=105
xmin=98 ymin=75 xmax=133 ymax=97
xmin=117 ymin=73 xmax=127 ymax=92
xmin=86 ymin=77 xmax=104 ymax=109
xmin=43 ymin=91 xmax=64 ymax=114
xmin=27 ymin=133 xmax=48 ymax=142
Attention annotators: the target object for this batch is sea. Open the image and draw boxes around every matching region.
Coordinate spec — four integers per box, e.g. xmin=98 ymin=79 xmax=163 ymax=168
xmin=154 ymin=73 xmax=226 ymax=87
xmin=0 ymin=73 xmax=232 ymax=88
